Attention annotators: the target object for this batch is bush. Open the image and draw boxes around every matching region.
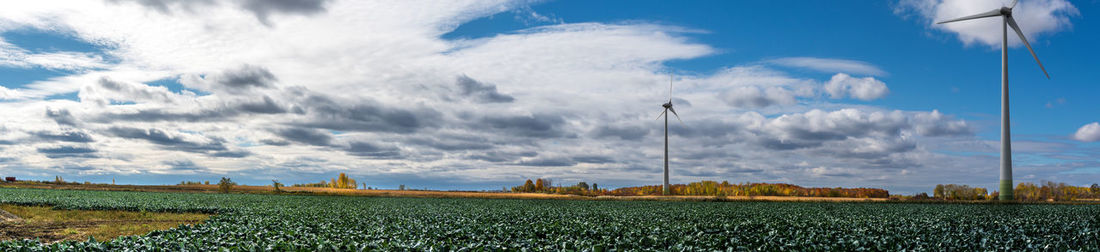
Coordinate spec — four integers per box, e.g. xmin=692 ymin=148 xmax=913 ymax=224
xmin=218 ymin=177 xmax=235 ymax=193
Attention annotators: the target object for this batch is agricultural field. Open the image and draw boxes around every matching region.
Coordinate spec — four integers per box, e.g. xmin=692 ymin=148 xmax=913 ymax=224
xmin=1 ymin=188 xmax=1099 ymax=250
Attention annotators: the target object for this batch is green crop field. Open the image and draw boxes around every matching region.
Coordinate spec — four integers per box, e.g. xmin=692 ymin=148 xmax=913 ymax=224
xmin=1 ymin=188 xmax=1099 ymax=251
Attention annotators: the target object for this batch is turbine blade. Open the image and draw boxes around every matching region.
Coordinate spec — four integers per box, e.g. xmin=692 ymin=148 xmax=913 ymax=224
xmin=669 ymin=74 xmax=673 ymax=102
xmin=935 ymin=9 xmax=1002 ymax=24
xmin=668 ymin=107 xmax=683 ymax=124
xmin=656 ymin=109 xmax=667 ymax=120
xmin=1007 ymin=16 xmax=1051 ymax=79
xmin=1010 ymin=0 xmax=1018 ymax=8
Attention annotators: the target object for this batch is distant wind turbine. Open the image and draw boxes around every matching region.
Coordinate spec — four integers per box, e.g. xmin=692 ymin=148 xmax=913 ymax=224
xmin=656 ymin=74 xmax=682 ymax=195
xmin=936 ymin=0 xmax=1050 ymax=201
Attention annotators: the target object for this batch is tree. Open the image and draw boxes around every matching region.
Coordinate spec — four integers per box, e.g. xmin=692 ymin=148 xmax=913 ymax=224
xmin=577 ymin=182 xmax=589 ymax=191
xmin=933 ymin=184 xmax=945 ymax=200
xmin=1092 ymin=184 xmax=1099 ymax=194
xmin=535 ymin=179 xmax=545 ymax=192
xmin=218 ymin=177 xmax=235 ymax=193
xmin=399 ymin=184 xmax=406 ymax=190
xmin=272 ymin=180 xmax=283 ymax=193
xmin=592 ymin=183 xmax=599 ymax=191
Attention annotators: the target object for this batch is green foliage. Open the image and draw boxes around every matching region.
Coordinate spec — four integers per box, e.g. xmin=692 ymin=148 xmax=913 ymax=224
xmin=217 ymin=177 xmax=235 ymax=193
xmin=1016 ymin=182 xmax=1097 ymax=201
xmin=932 ymin=184 xmax=989 ymax=200
xmin=612 ymin=181 xmax=889 ymax=198
xmin=1 ymin=188 xmax=1100 ymax=250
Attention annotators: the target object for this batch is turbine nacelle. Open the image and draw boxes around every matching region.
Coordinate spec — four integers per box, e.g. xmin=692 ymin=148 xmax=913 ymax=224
xmin=935 ymin=1 xmax=1049 ymax=79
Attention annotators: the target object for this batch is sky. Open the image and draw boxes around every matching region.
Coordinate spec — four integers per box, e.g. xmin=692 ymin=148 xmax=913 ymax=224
xmin=0 ymin=0 xmax=1097 ymax=194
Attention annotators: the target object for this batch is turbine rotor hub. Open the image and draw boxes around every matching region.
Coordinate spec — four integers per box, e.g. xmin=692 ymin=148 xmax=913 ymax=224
xmin=662 ymin=102 xmax=672 ymax=108
xmin=1000 ymin=7 xmax=1012 ymax=16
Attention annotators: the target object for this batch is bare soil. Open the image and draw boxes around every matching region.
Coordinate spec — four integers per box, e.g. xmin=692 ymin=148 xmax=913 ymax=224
xmin=0 ymin=219 xmax=204 ymax=243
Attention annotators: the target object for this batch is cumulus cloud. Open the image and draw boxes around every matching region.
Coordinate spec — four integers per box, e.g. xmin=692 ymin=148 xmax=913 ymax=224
xmin=108 ymin=0 xmax=331 ymax=26
xmin=33 ymin=131 xmax=95 ymax=143
xmin=240 ymin=0 xmax=332 ymax=26
xmin=455 ymin=75 xmax=514 ymax=103
xmin=79 ymin=77 xmax=186 ymax=106
xmin=0 ymin=86 xmax=25 ymax=100
xmin=274 ymin=127 xmax=332 ymax=146
xmin=910 ymin=110 xmax=971 ymax=136
xmin=720 ymin=85 xmax=799 ymax=108
xmin=180 ymin=65 xmax=278 ymax=94
xmin=895 ymin=0 xmax=1079 ymax=47
xmin=824 ymin=73 xmax=889 ymax=100
xmin=162 ymin=159 xmax=206 ymax=173
xmin=1073 ymin=122 xmax=1100 ymax=142
xmin=45 ymin=108 xmax=79 ymax=126
xmin=480 ymin=114 xmax=571 ymax=138
xmin=766 ymin=57 xmax=887 ymax=76
xmin=106 ymin=126 xmax=228 ymax=154
xmin=36 ymin=146 xmax=98 ymax=159
xmin=344 ymin=141 xmax=402 ymax=159
xmin=709 ymin=66 xmax=816 ymax=108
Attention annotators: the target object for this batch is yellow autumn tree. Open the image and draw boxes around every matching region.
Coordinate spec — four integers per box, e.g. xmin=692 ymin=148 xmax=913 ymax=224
xmin=535 ymin=178 xmax=545 ymax=192
xmin=330 ymin=173 xmax=358 ymax=189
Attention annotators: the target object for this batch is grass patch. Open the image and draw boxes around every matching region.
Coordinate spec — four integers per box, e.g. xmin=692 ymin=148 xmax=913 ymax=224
xmin=0 ymin=204 xmax=209 ymax=243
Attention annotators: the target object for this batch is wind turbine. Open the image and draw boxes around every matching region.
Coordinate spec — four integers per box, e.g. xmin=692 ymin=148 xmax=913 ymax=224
xmin=936 ymin=0 xmax=1050 ymax=201
xmin=656 ymin=74 xmax=682 ymax=195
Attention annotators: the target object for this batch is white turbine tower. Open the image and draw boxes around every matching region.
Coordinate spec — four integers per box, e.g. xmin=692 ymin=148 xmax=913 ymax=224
xmin=936 ymin=0 xmax=1050 ymax=201
xmin=656 ymin=75 xmax=681 ymax=195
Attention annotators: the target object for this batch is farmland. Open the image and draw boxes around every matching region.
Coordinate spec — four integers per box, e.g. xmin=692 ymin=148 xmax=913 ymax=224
xmin=2 ymin=188 xmax=1100 ymax=250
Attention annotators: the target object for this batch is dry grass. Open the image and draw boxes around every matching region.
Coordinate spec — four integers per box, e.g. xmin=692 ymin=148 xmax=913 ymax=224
xmin=0 ymin=204 xmax=209 ymax=243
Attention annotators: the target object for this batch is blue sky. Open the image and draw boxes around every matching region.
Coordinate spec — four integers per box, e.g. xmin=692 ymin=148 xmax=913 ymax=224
xmin=0 ymin=0 xmax=1096 ymax=194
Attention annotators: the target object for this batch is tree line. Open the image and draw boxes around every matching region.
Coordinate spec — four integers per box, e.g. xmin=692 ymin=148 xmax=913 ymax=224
xmin=912 ymin=182 xmax=1100 ymax=201
xmin=609 ymin=181 xmax=888 ymax=198
xmin=512 ymin=178 xmax=607 ymax=196
xmin=291 ymin=173 xmax=359 ymax=189
xmin=511 ymin=179 xmax=889 ymax=198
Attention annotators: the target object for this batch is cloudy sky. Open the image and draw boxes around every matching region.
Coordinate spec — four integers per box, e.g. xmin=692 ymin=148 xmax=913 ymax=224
xmin=0 ymin=0 xmax=1096 ymax=194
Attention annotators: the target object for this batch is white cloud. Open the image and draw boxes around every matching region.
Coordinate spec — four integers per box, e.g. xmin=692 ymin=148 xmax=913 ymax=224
xmin=0 ymin=0 xmax=1079 ymax=194
xmin=766 ymin=57 xmax=887 ymax=76
xmin=0 ymin=86 xmax=23 ymax=100
xmin=895 ymin=0 xmax=1079 ymax=48
xmin=0 ymin=38 xmax=108 ymax=71
xmin=1074 ymin=122 xmax=1100 ymax=142
xmin=824 ymin=73 xmax=889 ymax=100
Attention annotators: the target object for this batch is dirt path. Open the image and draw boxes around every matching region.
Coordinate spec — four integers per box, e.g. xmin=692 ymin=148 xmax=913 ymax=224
xmin=0 ymin=218 xmax=205 ymax=243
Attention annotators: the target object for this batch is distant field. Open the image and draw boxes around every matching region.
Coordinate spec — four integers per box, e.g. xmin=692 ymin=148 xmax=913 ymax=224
xmin=0 ymin=182 xmax=887 ymax=202
xmin=2 ymin=188 xmax=1099 ymax=250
